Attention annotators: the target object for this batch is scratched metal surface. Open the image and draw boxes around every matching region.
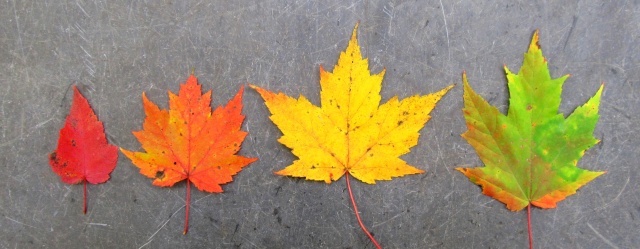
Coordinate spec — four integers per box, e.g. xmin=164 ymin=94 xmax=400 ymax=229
xmin=1 ymin=1 xmax=638 ymax=248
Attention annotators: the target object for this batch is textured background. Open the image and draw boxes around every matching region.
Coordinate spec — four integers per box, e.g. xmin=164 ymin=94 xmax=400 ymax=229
xmin=1 ymin=1 xmax=638 ymax=248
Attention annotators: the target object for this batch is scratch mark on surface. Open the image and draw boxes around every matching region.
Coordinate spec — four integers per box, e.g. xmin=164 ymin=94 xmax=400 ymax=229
xmin=138 ymin=206 xmax=184 ymax=249
xmin=74 ymin=23 xmax=88 ymax=42
xmin=5 ymin=216 xmax=38 ymax=230
xmin=383 ymin=4 xmax=395 ymax=36
xmin=438 ymin=0 xmax=450 ymax=61
xmin=76 ymin=0 xmax=90 ymax=18
xmin=12 ymin=0 xmax=24 ymax=59
xmin=79 ymin=45 xmax=92 ymax=58
xmin=372 ymin=212 xmax=403 ymax=228
xmin=33 ymin=117 xmax=54 ymax=129
xmin=563 ymin=16 xmax=578 ymax=50
xmin=587 ymin=223 xmax=620 ymax=249
xmin=597 ymin=172 xmax=629 ymax=211
xmin=87 ymin=222 xmax=109 ymax=227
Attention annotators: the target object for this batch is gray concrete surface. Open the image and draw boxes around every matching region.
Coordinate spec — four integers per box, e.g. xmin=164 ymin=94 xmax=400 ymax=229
xmin=1 ymin=1 xmax=638 ymax=248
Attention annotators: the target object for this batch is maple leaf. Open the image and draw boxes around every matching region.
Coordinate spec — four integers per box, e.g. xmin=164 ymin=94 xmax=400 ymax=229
xmin=121 ymin=74 xmax=256 ymax=234
xmin=49 ymin=85 xmax=118 ymax=214
xmin=251 ymin=23 xmax=453 ymax=248
xmin=456 ymin=30 xmax=604 ymax=248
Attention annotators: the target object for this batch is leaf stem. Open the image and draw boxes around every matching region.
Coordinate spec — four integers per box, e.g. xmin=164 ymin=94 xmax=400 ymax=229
xmin=346 ymin=172 xmax=382 ymax=249
xmin=184 ymin=178 xmax=191 ymax=235
xmin=83 ymin=178 xmax=87 ymax=214
xmin=528 ymin=203 xmax=533 ymax=249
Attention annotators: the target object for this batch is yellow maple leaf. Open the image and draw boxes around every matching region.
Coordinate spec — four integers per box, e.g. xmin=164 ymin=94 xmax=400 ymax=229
xmin=251 ymin=24 xmax=453 ymax=184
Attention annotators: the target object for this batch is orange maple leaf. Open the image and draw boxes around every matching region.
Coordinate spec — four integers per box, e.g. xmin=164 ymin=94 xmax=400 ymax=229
xmin=121 ymin=74 xmax=257 ymax=234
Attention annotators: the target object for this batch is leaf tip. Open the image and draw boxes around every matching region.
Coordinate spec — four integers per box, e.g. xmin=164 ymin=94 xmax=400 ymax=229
xmin=462 ymin=72 xmax=476 ymax=94
xmin=350 ymin=22 xmax=359 ymax=43
xmin=71 ymin=84 xmax=90 ymax=105
xmin=186 ymin=74 xmax=198 ymax=85
xmin=232 ymin=85 xmax=246 ymax=101
xmin=529 ymin=29 xmax=541 ymax=52
xmin=443 ymin=83 xmax=455 ymax=92
xmin=246 ymin=157 xmax=259 ymax=164
xmin=597 ymin=83 xmax=605 ymax=94
xmin=454 ymin=167 xmax=466 ymax=174
xmin=461 ymin=70 xmax=468 ymax=85
xmin=141 ymin=91 xmax=150 ymax=103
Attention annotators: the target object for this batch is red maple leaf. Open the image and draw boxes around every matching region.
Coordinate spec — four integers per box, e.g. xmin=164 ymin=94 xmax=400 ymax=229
xmin=49 ymin=85 xmax=118 ymax=214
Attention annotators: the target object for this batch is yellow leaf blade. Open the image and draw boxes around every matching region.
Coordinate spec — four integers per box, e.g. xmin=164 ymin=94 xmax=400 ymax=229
xmin=250 ymin=84 xmax=348 ymax=184
xmin=253 ymin=24 xmax=453 ymax=184
xmin=320 ymin=23 xmax=385 ymax=132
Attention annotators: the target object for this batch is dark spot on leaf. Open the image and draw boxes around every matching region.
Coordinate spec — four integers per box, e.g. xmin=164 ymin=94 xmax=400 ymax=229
xmin=156 ymin=170 xmax=165 ymax=180
xmin=398 ymin=121 xmax=404 ymax=125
